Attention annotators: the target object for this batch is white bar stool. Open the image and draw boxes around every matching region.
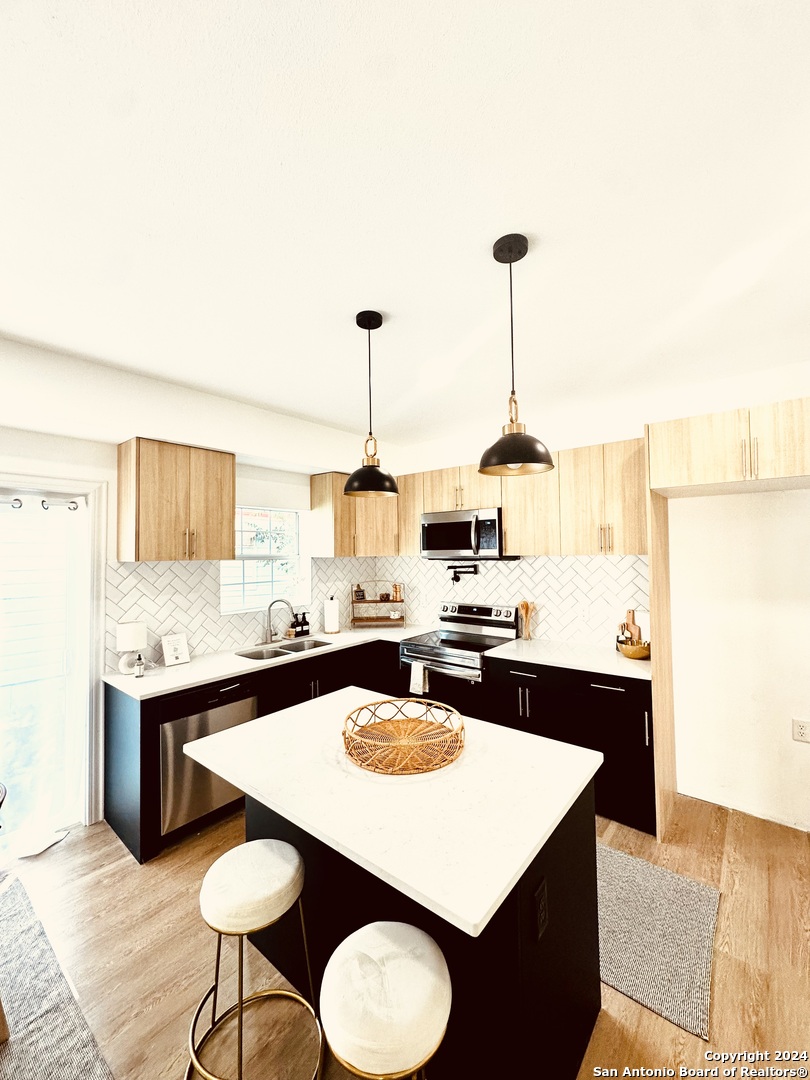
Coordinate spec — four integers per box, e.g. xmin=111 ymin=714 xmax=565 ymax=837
xmin=319 ymin=921 xmax=452 ymax=1080
xmin=187 ymin=839 xmax=322 ymax=1080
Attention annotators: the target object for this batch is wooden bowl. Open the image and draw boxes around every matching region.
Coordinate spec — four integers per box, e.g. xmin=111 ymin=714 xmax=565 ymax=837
xmin=616 ymin=639 xmax=651 ymax=660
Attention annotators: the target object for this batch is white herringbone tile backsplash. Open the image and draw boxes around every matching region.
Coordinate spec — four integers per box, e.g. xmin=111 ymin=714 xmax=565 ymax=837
xmin=106 ymin=554 xmax=649 ymax=671
xmin=312 ymin=555 xmax=649 ymax=643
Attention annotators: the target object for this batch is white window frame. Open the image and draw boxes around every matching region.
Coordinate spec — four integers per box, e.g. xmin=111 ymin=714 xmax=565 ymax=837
xmin=220 ymin=505 xmax=311 ymax=615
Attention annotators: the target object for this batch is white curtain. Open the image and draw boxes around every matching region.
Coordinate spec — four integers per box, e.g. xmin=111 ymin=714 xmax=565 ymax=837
xmin=0 ymin=495 xmax=91 ymax=846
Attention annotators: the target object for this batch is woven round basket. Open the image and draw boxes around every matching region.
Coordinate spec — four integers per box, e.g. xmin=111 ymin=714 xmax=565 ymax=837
xmin=343 ymin=698 xmax=464 ymax=775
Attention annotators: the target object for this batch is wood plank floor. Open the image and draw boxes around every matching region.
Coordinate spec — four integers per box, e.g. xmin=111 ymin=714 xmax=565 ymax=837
xmin=6 ymin=794 xmax=809 ymax=1079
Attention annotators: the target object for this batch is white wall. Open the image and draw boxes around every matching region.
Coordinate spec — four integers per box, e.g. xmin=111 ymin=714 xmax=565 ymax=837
xmin=669 ymin=490 xmax=810 ymax=830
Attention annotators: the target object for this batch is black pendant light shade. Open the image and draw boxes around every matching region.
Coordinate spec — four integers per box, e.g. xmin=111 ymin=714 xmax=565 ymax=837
xmin=479 ymin=234 xmax=554 ymax=476
xmin=344 ymin=311 xmax=399 ymax=498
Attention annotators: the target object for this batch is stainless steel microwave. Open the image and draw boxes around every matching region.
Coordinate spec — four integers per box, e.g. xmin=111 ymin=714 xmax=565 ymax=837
xmin=420 ymin=507 xmax=504 ymax=560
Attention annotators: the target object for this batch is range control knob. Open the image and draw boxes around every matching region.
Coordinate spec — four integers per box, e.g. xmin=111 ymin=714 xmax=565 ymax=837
xmin=494 ymin=608 xmax=501 ymax=617
xmin=441 ymin=604 xmax=448 ymax=612
xmin=502 ymin=608 xmax=512 ymax=619
xmin=450 ymin=605 xmax=457 ymax=614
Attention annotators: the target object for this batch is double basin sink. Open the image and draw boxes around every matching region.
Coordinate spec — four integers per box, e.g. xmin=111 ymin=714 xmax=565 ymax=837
xmin=235 ymin=638 xmax=332 ymax=661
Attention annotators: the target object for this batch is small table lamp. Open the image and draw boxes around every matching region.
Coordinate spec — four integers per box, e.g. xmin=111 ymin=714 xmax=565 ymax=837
xmin=116 ymin=622 xmax=147 ymax=674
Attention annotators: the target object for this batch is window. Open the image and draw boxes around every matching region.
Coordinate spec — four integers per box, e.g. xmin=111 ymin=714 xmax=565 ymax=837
xmin=220 ymin=507 xmax=310 ymax=615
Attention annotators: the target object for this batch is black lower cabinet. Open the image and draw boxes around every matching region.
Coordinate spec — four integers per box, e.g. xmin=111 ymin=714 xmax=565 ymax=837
xmin=487 ymin=657 xmax=656 ymax=835
xmin=105 ymin=640 xmax=412 ymax=862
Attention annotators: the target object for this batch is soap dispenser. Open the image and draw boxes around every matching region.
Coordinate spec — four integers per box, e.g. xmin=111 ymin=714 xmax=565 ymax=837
xmin=293 ymin=612 xmax=304 ymax=637
xmin=301 ymin=611 xmax=310 ymax=637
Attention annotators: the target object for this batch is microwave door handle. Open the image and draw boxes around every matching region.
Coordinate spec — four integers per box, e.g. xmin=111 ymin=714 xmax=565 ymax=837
xmin=470 ymin=513 xmax=479 ymax=555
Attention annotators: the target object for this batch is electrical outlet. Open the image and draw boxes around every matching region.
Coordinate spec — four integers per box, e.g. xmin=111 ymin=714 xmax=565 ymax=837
xmin=792 ymin=718 xmax=810 ymax=744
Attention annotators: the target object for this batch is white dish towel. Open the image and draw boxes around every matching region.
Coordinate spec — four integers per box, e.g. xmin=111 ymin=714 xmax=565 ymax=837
xmin=409 ymin=661 xmax=429 ymax=695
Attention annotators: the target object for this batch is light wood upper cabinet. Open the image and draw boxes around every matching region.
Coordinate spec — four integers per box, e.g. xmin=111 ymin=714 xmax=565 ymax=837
xmin=603 ymin=438 xmax=648 ymax=555
xmin=749 ymin=398 xmax=810 ymax=480
xmin=117 ymin=437 xmax=235 ymax=562
xmin=309 ymin=473 xmax=356 ymax=557
xmin=309 ymin=472 xmax=399 ymax=557
xmin=355 ymin=495 xmax=399 ymax=557
xmin=501 ymin=453 xmax=561 ymax=556
xmin=559 ymin=438 xmax=647 ymax=555
xmin=647 ymin=398 xmax=810 ymax=490
xmin=422 ymin=465 xmax=501 ymax=512
xmin=647 ymin=408 xmax=749 ymax=488
xmin=396 ymin=472 xmax=424 ymax=556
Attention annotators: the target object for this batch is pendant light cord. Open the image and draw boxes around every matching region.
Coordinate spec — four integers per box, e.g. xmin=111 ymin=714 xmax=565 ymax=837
xmin=509 ymin=260 xmax=516 ymax=396
xmin=366 ymin=328 xmax=373 ymax=438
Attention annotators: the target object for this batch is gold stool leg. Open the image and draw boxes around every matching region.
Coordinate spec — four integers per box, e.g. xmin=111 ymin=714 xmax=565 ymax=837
xmin=298 ymin=898 xmax=316 ymax=1007
xmin=237 ymin=934 xmax=244 ymax=1080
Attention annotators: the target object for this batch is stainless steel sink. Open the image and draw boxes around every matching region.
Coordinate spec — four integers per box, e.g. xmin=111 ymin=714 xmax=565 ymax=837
xmin=278 ymin=639 xmax=332 ymax=653
xmin=235 ymin=646 xmax=289 ymax=660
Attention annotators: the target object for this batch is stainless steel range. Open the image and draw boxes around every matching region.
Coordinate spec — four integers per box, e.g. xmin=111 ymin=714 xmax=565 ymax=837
xmin=399 ymin=601 xmax=518 ymax=683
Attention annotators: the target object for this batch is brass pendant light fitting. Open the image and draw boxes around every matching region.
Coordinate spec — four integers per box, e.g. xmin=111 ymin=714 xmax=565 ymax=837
xmin=344 ymin=310 xmax=399 ymax=498
xmin=479 ymin=233 xmax=554 ymax=476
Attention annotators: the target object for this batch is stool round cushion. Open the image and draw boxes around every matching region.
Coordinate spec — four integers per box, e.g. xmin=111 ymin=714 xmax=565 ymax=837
xmin=320 ymin=921 xmax=451 ymax=1076
xmin=199 ymin=839 xmax=304 ymax=935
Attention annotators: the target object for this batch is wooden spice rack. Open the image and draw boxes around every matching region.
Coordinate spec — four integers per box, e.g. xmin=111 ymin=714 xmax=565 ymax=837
xmin=350 ymin=581 xmax=405 ymax=628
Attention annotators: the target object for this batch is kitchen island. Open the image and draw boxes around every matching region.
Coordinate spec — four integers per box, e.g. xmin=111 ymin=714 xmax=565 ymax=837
xmin=184 ymin=685 xmax=603 ymax=1077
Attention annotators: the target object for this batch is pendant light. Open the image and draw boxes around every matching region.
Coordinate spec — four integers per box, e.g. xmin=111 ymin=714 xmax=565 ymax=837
xmin=344 ymin=310 xmax=399 ymax=497
xmin=479 ymin=233 xmax=554 ymax=476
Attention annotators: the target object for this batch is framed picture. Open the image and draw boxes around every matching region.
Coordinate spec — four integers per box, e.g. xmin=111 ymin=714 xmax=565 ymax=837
xmin=161 ymin=633 xmax=190 ymax=666
xmin=353 ymin=587 xmax=366 ymax=601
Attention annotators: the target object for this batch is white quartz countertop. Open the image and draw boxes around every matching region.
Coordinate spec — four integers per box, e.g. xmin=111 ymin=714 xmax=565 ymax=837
xmin=183 ymin=684 xmax=603 ymax=937
xmin=102 ymin=625 xmax=431 ymax=700
xmin=486 ymin=638 xmax=652 ymax=681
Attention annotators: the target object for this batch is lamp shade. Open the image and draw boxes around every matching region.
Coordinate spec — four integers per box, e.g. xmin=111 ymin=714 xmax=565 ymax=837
xmin=479 ymin=431 xmax=554 ymax=475
xmin=116 ymin=622 xmax=147 ymax=652
xmin=344 ymin=464 xmax=399 ymax=497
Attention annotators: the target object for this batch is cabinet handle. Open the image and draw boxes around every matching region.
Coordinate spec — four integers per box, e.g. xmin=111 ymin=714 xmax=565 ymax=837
xmin=518 ymin=686 xmax=524 ymax=717
xmin=525 ymin=687 xmax=531 ymax=718
xmin=219 ymin=683 xmax=241 ymax=693
xmin=598 ymin=525 xmax=603 ymax=553
xmin=752 ymin=436 xmax=759 ymax=479
xmin=590 ymin=683 xmax=625 ymax=692
xmin=191 ymin=529 xmax=196 ymax=558
xmin=741 ymin=438 xmax=748 ymax=479
xmin=644 ymin=710 xmax=650 ymax=747
xmin=184 ymin=527 xmax=189 ymax=559
xmin=459 ymin=485 xmax=463 ymax=509
xmin=607 ymin=523 xmax=612 ymax=553
xmin=510 ymin=670 xmax=537 ymax=677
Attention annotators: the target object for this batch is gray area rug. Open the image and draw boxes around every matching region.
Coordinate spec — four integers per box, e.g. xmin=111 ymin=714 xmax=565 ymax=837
xmin=0 ymin=874 xmax=115 ymax=1079
xmin=597 ymin=843 xmax=720 ymax=1040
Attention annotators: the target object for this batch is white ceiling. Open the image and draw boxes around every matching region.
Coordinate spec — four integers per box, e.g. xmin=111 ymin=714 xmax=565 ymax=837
xmin=2 ymin=1 xmax=809 ymax=458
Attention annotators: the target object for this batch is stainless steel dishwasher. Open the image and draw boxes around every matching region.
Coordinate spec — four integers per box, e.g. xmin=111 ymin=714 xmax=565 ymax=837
xmin=159 ymin=680 xmax=258 ymax=836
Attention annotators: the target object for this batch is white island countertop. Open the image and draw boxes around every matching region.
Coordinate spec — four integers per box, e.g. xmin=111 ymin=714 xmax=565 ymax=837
xmin=184 ymin=684 xmax=602 ymax=938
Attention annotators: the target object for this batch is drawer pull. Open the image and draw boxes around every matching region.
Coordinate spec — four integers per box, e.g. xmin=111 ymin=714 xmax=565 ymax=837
xmin=644 ymin=710 xmax=650 ymax=746
xmin=590 ymin=683 xmax=625 ymax=692
xmin=219 ymin=683 xmax=241 ymax=693
xmin=510 ymin=670 xmax=538 ymax=678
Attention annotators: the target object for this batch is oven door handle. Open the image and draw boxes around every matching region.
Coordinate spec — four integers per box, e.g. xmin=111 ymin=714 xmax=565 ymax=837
xmin=470 ymin=513 xmax=479 ymax=556
xmin=400 ymin=656 xmax=483 ymax=683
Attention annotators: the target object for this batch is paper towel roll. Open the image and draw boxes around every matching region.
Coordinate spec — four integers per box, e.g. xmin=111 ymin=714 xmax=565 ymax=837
xmin=324 ymin=596 xmax=340 ymax=634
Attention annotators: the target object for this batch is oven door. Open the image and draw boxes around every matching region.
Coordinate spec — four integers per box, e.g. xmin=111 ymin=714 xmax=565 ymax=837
xmin=399 ymin=655 xmax=488 ymax=718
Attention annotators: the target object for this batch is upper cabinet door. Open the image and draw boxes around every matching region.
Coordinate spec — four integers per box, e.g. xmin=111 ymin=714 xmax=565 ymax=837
xmin=559 ymin=444 xmax=605 ymax=555
xmin=422 ymin=467 xmax=460 ymax=512
xmin=310 ymin=473 xmax=356 ymax=557
xmin=354 ymin=496 xmax=399 ymax=557
xmin=189 ymin=447 xmax=235 ymax=560
xmin=749 ymin=398 xmax=810 ymax=480
xmin=458 ymin=464 xmax=502 ymax=510
xmin=133 ymin=439 xmax=190 ymax=561
xmin=647 ymin=408 xmax=750 ymax=489
xmin=603 ymin=438 xmax=647 ymax=555
xmin=396 ymin=473 xmax=424 ymax=556
xmin=501 ymin=453 xmax=560 ymax=556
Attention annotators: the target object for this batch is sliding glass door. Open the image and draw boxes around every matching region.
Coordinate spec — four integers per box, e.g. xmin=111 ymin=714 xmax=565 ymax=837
xmin=0 ymin=495 xmax=91 ymax=847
